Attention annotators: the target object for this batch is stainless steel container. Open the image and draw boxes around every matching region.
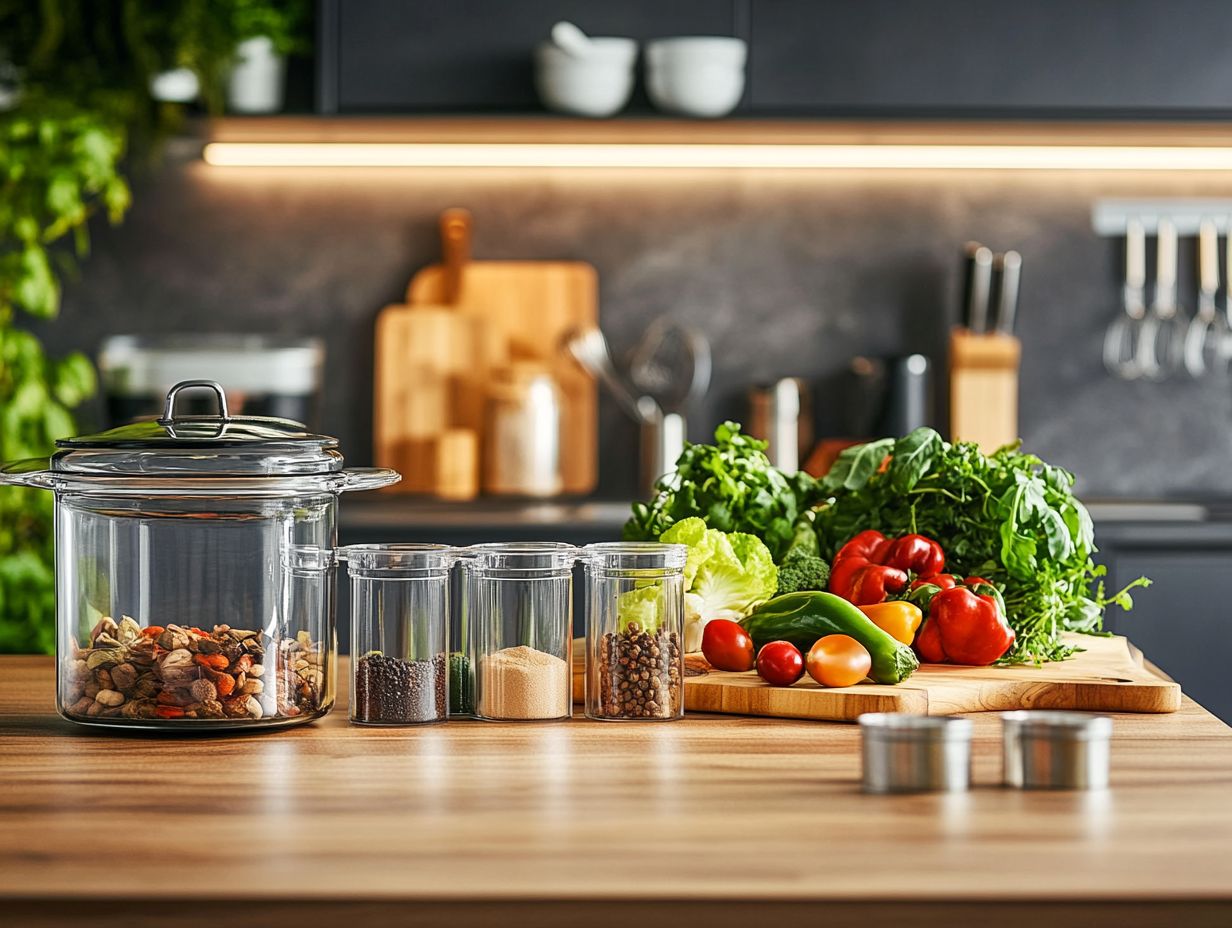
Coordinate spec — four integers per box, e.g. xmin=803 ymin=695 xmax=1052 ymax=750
xmin=860 ymin=713 xmax=972 ymax=793
xmin=748 ymin=378 xmax=811 ymax=474
xmin=1001 ymin=711 xmax=1112 ymax=790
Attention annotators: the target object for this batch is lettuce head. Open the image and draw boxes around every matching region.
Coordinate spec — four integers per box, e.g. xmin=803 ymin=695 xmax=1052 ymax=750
xmin=659 ymin=517 xmax=777 ymax=651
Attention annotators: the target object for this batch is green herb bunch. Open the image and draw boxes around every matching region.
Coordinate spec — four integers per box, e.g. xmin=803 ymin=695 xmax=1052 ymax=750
xmin=624 ymin=422 xmax=824 ymax=562
xmin=816 ymin=428 xmax=1150 ymax=663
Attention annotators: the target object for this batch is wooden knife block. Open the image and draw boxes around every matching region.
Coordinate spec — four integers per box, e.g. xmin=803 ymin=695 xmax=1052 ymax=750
xmin=949 ymin=328 xmax=1021 ymax=453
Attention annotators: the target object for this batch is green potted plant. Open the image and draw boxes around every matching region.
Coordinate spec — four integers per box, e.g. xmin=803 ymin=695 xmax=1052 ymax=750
xmin=0 ymin=1 xmax=302 ymax=652
xmin=226 ymin=0 xmax=312 ymax=114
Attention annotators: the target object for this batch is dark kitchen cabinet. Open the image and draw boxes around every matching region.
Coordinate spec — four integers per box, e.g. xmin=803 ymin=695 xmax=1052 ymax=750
xmin=318 ymin=0 xmax=1232 ymax=116
xmin=749 ymin=0 xmax=1232 ymax=116
xmin=318 ymin=0 xmax=744 ymax=113
xmin=1099 ymin=537 xmax=1232 ymax=725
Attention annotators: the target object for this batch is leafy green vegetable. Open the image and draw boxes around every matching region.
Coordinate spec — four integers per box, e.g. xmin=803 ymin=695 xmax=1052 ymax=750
xmin=616 ymin=584 xmax=665 ymax=632
xmin=659 ymin=517 xmax=778 ymax=651
xmin=625 ymin=422 xmax=825 ymax=562
xmin=816 ymin=428 xmax=1150 ymax=664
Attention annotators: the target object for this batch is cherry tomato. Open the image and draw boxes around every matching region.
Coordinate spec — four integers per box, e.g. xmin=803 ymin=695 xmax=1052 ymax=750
xmin=701 ymin=619 xmax=756 ymax=672
xmin=755 ymin=640 xmax=805 ymax=686
xmin=806 ymin=634 xmax=872 ymax=688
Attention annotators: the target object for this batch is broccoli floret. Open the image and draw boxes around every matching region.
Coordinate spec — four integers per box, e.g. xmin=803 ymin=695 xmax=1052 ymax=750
xmin=774 ymin=550 xmax=830 ymax=595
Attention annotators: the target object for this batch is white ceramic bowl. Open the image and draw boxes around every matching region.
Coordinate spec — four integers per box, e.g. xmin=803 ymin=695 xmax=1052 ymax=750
xmin=645 ymin=36 xmax=747 ymax=118
xmin=535 ymin=38 xmax=638 ymax=118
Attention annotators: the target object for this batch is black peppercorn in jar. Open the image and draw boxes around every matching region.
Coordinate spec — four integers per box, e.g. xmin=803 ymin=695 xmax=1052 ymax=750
xmin=582 ymin=543 xmax=687 ymax=722
xmin=342 ymin=544 xmax=456 ymax=726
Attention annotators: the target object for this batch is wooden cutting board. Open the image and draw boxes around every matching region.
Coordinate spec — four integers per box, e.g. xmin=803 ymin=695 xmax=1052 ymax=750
xmin=407 ymin=209 xmax=598 ymax=495
xmin=373 ymin=303 xmax=480 ymax=497
xmin=571 ymin=634 xmax=1180 ymax=721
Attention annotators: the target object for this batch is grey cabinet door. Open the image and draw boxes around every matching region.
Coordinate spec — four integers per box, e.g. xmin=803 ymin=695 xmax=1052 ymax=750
xmin=1106 ymin=552 xmax=1232 ymax=724
xmin=749 ymin=0 xmax=1232 ymax=116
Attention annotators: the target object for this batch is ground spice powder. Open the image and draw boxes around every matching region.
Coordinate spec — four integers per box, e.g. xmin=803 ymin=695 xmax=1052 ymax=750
xmin=478 ymin=645 xmax=569 ymax=720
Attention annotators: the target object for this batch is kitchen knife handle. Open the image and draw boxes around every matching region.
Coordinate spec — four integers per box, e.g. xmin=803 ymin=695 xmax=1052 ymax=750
xmin=962 ymin=242 xmax=994 ymax=333
xmin=993 ymin=250 xmax=1022 ymax=335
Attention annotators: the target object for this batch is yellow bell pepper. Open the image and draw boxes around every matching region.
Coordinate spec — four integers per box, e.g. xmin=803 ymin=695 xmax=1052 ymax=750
xmin=857 ymin=601 xmax=923 ymax=646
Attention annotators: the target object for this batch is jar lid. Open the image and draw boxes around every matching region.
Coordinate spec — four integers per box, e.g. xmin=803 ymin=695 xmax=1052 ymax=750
xmin=52 ymin=380 xmax=343 ymax=477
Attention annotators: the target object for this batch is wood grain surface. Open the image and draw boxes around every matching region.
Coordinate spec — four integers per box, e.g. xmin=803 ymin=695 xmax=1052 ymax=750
xmin=571 ymin=633 xmax=1180 ymax=720
xmin=2 ymin=655 xmax=1230 ymax=928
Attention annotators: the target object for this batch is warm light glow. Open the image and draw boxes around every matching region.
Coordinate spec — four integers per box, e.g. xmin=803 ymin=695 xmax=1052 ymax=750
xmin=203 ymin=141 xmax=1232 ymax=171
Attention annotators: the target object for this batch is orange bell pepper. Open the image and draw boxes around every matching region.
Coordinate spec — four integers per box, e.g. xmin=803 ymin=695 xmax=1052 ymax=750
xmin=858 ymin=601 xmax=923 ymax=646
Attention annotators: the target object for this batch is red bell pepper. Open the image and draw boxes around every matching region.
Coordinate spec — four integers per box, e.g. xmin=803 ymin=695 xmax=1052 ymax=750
xmin=884 ymin=534 xmax=945 ymax=578
xmin=835 ymin=530 xmax=894 ymax=564
xmin=846 ymin=564 xmax=909 ymax=606
xmin=831 ymin=530 xmax=937 ymax=605
xmin=914 ymin=581 xmax=1015 ymax=665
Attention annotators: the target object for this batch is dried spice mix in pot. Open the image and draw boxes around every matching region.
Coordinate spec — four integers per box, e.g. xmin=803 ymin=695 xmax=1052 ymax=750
xmin=62 ymin=616 xmax=325 ymax=723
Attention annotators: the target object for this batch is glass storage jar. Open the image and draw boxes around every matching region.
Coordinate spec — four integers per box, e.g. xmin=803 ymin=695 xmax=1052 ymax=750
xmin=582 ymin=542 xmax=687 ymax=721
xmin=0 ymin=380 xmax=398 ymax=731
xmin=344 ymin=544 xmax=455 ymax=726
xmin=467 ymin=542 xmax=577 ymax=722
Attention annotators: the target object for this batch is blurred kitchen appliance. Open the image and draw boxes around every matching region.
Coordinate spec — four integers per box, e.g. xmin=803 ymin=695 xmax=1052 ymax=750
xmin=375 ymin=209 xmax=598 ymax=498
xmin=484 ymin=363 xmax=563 ymax=497
xmin=748 ymin=378 xmax=811 ymax=473
xmin=99 ymin=334 xmax=323 ymax=428
xmin=950 ymin=241 xmax=1023 ymax=452
xmin=847 ymin=356 xmax=932 ymax=438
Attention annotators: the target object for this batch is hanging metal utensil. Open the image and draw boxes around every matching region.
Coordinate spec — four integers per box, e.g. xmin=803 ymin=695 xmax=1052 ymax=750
xmin=1183 ymin=218 xmax=1230 ymax=377
xmin=1136 ymin=217 xmax=1186 ymax=380
xmin=563 ymin=327 xmax=647 ymax=421
xmin=1103 ymin=218 xmax=1147 ymax=379
xmin=627 ymin=316 xmax=712 ymax=414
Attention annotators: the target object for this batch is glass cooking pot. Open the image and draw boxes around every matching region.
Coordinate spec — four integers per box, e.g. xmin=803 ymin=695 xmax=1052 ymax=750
xmin=0 ymin=380 xmax=399 ymax=730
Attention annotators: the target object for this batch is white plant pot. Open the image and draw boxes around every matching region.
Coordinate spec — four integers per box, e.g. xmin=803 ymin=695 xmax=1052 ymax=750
xmin=227 ymin=36 xmax=286 ymax=114
xmin=149 ymin=67 xmax=200 ymax=103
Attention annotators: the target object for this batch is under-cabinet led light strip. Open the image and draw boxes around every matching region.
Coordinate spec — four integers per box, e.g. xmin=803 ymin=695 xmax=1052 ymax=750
xmin=202 ymin=141 xmax=1232 ymax=171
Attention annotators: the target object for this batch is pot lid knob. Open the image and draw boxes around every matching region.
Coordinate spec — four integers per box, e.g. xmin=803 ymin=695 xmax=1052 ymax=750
xmin=159 ymin=380 xmax=230 ymax=425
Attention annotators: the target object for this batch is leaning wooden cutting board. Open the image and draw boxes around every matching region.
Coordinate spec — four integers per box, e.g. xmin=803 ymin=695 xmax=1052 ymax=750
xmin=407 ymin=211 xmax=598 ymax=495
xmin=571 ymin=634 xmax=1180 ymax=721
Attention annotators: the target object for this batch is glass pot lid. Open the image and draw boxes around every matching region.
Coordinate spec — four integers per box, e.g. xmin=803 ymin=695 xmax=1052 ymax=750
xmin=52 ymin=380 xmax=342 ymax=477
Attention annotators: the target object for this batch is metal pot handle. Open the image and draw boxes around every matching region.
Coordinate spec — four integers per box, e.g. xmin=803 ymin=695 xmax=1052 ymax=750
xmin=0 ymin=458 xmax=56 ymax=489
xmin=159 ymin=380 xmax=230 ymax=425
xmin=335 ymin=467 xmax=401 ymax=493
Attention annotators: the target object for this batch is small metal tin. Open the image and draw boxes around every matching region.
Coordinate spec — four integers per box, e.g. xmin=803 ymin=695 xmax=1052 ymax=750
xmin=860 ymin=713 xmax=973 ymax=794
xmin=1001 ymin=711 xmax=1113 ymax=790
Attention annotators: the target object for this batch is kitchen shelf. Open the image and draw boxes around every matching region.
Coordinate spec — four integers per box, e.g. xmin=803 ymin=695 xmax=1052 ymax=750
xmin=203 ymin=116 xmax=1232 ymax=171
xmin=205 ymin=116 xmax=1232 ymax=147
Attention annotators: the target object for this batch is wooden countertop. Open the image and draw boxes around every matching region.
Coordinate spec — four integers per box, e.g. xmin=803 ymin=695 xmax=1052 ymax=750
xmin=3 ymin=655 xmax=1231 ymax=928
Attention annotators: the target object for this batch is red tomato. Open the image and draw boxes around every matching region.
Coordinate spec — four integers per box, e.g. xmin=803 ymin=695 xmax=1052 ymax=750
xmin=755 ymin=640 xmax=805 ymax=686
xmin=806 ymin=634 xmax=872 ymax=687
xmin=701 ymin=619 xmax=756 ymax=672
